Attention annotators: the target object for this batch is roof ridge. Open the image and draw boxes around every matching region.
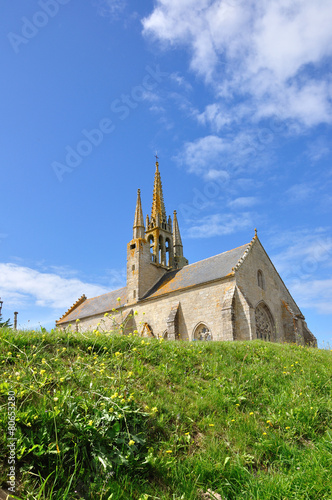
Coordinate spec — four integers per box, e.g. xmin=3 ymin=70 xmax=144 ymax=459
xmin=183 ymin=242 xmax=250 ymax=269
xmin=232 ymin=232 xmax=258 ymax=272
xmin=83 ymin=286 xmax=127 ymax=302
xmin=56 ymin=294 xmax=87 ymax=323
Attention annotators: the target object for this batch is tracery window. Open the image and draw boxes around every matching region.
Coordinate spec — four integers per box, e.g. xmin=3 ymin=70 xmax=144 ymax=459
xmin=193 ymin=323 xmax=212 ymax=341
xmin=255 ymin=302 xmax=274 ymax=341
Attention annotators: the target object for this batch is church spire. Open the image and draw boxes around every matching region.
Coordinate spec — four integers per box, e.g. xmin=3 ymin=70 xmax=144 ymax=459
xmin=151 ymin=158 xmax=166 ymax=224
xmin=173 ymin=210 xmax=188 ymax=269
xmin=133 ymin=189 xmax=145 ymax=239
xmin=173 ymin=210 xmax=183 ymax=254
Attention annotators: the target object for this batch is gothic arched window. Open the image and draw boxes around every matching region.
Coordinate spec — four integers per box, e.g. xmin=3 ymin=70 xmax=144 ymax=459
xmin=159 ymin=235 xmax=165 ymax=265
xmin=193 ymin=323 xmax=212 ymax=341
xmin=165 ymin=238 xmax=171 ymax=267
xmin=255 ymin=302 xmax=275 ymax=341
xmin=257 ymin=270 xmax=265 ymax=290
xmin=148 ymin=235 xmax=155 ymax=262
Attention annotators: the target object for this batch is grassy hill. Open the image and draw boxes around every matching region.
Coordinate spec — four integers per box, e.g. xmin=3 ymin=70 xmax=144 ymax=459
xmin=0 ymin=328 xmax=331 ymax=500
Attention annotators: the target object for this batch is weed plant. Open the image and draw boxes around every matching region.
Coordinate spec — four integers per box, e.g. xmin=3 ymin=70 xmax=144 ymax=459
xmin=0 ymin=327 xmax=331 ymax=499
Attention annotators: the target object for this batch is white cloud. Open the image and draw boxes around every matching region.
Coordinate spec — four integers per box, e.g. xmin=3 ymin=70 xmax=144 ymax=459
xmin=174 ymin=132 xmax=274 ymax=177
xmin=228 ymin=197 xmax=258 ymax=209
xmin=306 ymin=138 xmax=331 ymax=163
xmin=143 ymin=0 xmax=332 ymax=127
xmin=290 ymin=278 xmax=332 ymax=315
xmin=285 ymin=183 xmax=315 ymax=203
xmin=170 ymin=72 xmax=193 ymax=92
xmin=175 ymin=135 xmax=227 ymax=175
xmin=0 ymin=263 xmax=109 ymax=310
xmin=186 ymin=212 xmax=253 ymax=238
xmin=94 ymin=0 xmax=126 ymax=17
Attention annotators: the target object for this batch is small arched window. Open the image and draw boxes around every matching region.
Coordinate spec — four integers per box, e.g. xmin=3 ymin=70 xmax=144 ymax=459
xmin=149 ymin=235 xmax=155 ymax=262
xmin=165 ymin=238 xmax=171 ymax=267
xmin=193 ymin=323 xmax=212 ymax=341
xmin=257 ymin=270 xmax=265 ymax=290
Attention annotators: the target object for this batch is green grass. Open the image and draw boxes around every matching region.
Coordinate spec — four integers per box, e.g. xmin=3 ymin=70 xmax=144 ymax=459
xmin=0 ymin=328 xmax=331 ymax=499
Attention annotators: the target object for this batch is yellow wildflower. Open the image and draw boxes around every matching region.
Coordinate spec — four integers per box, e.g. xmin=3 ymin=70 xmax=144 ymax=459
xmin=128 ymin=440 xmax=135 ymax=446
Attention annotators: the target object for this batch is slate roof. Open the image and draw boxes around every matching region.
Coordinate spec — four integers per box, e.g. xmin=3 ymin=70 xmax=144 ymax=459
xmin=143 ymin=243 xmax=249 ymax=300
xmin=57 ymin=243 xmax=250 ymax=324
xmin=56 ymin=287 xmax=127 ymax=325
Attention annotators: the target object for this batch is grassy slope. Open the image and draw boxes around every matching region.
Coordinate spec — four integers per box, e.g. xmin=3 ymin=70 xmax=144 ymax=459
xmin=0 ymin=328 xmax=331 ymax=500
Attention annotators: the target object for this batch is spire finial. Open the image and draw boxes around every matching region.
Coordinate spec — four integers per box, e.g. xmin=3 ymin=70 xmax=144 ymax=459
xmin=155 ymin=152 xmax=159 ymax=168
xmin=255 ymin=228 xmax=257 ymax=237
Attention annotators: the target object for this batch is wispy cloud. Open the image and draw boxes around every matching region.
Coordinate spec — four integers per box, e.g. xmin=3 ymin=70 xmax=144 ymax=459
xmin=143 ymin=0 xmax=332 ymax=128
xmin=186 ymin=212 xmax=253 ymax=238
xmin=94 ymin=0 xmax=126 ymax=18
xmin=285 ymin=183 xmax=315 ymax=203
xmin=0 ymin=263 xmax=109 ymax=310
xmin=174 ymin=133 xmax=274 ymax=178
xmin=228 ymin=197 xmax=258 ymax=209
xmin=290 ymin=278 xmax=332 ymax=315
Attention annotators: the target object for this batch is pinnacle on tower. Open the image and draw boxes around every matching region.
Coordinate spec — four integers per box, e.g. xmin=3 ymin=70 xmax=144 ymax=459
xmin=151 ymin=160 xmax=166 ymax=224
xmin=173 ymin=210 xmax=188 ymax=269
xmin=133 ymin=189 xmax=145 ymax=239
xmin=173 ymin=210 xmax=183 ymax=257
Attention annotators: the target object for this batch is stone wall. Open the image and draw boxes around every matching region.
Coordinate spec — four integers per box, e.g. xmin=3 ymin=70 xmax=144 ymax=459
xmin=62 ymin=277 xmax=237 ymax=341
xmin=234 ymin=238 xmax=306 ymax=344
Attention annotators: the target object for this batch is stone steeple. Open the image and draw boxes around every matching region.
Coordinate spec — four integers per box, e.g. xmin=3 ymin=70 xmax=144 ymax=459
xmin=173 ymin=210 xmax=188 ymax=269
xmin=146 ymin=159 xmax=174 ymax=267
xmin=133 ymin=189 xmax=145 ymax=240
xmin=151 ymin=160 xmax=166 ymax=224
xmin=173 ymin=210 xmax=183 ymax=253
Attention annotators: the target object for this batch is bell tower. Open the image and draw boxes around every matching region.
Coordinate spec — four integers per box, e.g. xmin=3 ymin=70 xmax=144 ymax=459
xmin=126 ymin=158 xmax=188 ymax=305
xmin=145 ymin=158 xmax=175 ymax=268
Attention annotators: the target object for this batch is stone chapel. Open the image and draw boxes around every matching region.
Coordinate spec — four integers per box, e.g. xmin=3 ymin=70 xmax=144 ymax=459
xmin=56 ymin=160 xmax=317 ymax=346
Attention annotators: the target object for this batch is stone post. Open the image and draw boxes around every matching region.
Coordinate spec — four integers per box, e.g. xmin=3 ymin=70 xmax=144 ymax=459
xmin=14 ymin=312 xmax=18 ymax=330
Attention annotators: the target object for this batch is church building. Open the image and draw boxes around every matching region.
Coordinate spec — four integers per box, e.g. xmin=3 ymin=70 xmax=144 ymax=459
xmin=56 ymin=160 xmax=317 ymax=346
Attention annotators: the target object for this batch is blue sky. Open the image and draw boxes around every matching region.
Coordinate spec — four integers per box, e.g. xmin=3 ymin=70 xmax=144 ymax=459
xmin=0 ymin=0 xmax=331 ymax=346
